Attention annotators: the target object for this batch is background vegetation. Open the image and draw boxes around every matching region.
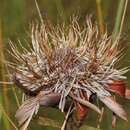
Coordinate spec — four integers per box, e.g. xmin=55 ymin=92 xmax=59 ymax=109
xmin=0 ymin=0 xmax=130 ymax=130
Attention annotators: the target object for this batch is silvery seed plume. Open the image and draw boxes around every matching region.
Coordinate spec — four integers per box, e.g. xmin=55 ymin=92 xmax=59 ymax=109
xmin=8 ymin=16 xmax=130 ymax=130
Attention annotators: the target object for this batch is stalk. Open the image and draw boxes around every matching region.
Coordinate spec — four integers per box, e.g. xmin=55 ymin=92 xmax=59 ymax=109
xmin=0 ymin=21 xmax=10 ymax=130
xmin=112 ymin=0 xmax=128 ymax=48
xmin=96 ymin=0 xmax=104 ymax=34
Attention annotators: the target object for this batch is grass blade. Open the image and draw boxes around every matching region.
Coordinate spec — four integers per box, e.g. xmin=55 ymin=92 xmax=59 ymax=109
xmin=112 ymin=0 xmax=128 ymax=47
xmin=96 ymin=0 xmax=104 ymax=34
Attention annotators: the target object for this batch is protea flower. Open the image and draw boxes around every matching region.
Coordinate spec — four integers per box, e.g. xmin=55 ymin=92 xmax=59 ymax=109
xmin=8 ymin=17 xmax=130 ymax=130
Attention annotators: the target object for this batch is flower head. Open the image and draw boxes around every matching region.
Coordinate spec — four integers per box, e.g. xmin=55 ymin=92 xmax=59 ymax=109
xmin=9 ymin=16 xmax=130 ymax=129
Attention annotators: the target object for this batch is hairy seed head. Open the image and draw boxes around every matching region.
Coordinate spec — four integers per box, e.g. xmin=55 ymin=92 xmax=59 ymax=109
xmin=8 ymin=17 xmax=130 ymax=129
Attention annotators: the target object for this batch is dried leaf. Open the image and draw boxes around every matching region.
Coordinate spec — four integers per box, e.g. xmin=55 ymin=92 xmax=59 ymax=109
xmin=39 ymin=93 xmax=61 ymax=107
xmin=70 ymin=94 xmax=101 ymax=114
xmin=99 ymin=96 xmax=128 ymax=121
xmin=15 ymin=97 xmax=39 ymax=130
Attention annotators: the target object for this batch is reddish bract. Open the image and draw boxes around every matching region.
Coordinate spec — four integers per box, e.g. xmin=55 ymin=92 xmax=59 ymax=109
xmin=106 ymin=80 xmax=126 ymax=96
xmin=75 ymin=102 xmax=89 ymax=121
xmin=106 ymin=80 xmax=130 ymax=99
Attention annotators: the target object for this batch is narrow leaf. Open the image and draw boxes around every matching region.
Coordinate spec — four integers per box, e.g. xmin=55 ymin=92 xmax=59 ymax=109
xmin=79 ymin=125 xmax=102 ymax=130
xmin=34 ymin=116 xmax=61 ymax=128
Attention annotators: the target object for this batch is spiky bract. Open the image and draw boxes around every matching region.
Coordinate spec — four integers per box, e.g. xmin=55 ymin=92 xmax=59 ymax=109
xmin=8 ymin=17 xmax=129 ymax=129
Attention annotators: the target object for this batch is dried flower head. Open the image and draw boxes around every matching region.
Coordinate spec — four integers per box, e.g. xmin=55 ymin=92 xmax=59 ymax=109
xmin=8 ymin=16 xmax=130 ymax=130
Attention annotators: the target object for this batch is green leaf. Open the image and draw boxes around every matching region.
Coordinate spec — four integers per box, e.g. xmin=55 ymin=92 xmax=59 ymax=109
xmin=33 ymin=107 xmax=102 ymax=130
xmin=34 ymin=116 xmax=61 ymax=128
xmin=78 ymin=125 xmax=102 ymax=130
xmin=34 ymin=116 xmax=102 ymax=130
